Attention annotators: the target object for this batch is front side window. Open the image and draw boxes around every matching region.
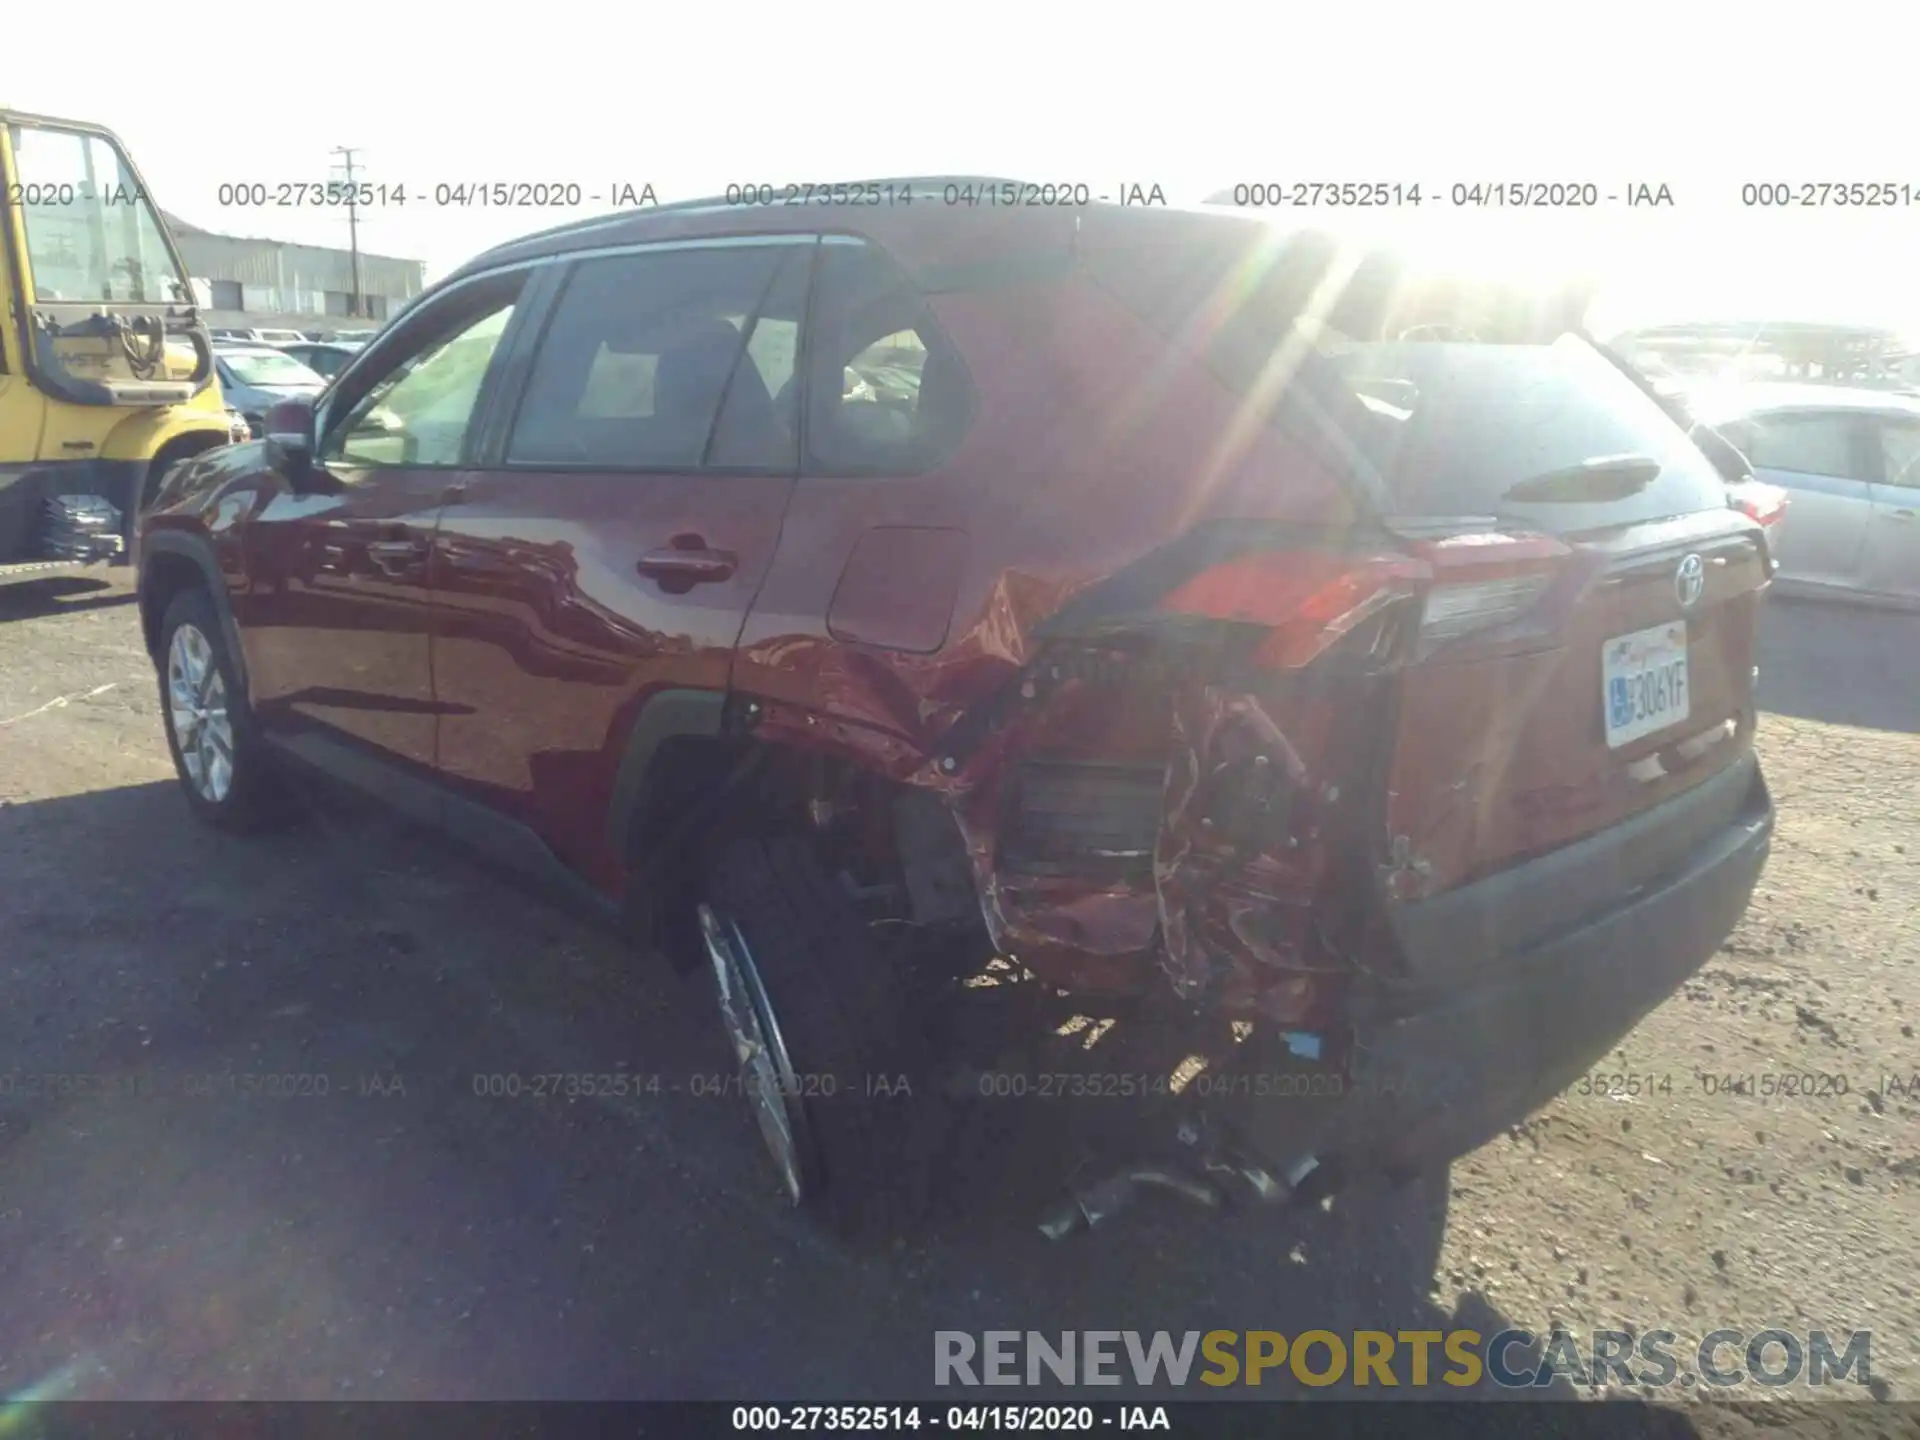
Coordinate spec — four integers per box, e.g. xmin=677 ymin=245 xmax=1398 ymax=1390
xmin=1738 ymin=413 xmax=1867 ymax=480
xmin=7 ymin=124 xmax=185 ymax=304
xmin=321 ymin=284 xmax=520 ymax=469
xmin=506 ymin=244 xmax=808 ymax=471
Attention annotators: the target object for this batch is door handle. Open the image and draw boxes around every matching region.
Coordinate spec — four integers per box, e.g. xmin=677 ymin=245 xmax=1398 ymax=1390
xmin=366 ymin=537 xmax=428 ymax=575
xmin=636 ymin=540 xmax=736 ymax=586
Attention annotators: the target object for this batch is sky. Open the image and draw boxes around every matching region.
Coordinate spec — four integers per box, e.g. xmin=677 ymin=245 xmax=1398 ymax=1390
xmin=12 ymin=0 xmax=1919 ymax=337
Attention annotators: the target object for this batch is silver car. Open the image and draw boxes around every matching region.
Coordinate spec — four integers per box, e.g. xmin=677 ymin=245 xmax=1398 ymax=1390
xmin=212 ymin=344 xmax=328 ymax=437
xmin=1690 ymin=383 xmax=1920 ymax=608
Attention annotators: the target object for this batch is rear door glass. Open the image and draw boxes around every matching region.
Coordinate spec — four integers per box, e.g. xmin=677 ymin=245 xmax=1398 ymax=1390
xmin=506 ymin=245 xmax=806 ymax=471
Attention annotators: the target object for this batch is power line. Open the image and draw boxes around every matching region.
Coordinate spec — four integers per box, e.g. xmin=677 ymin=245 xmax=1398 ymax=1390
xmin=331 ymin=146 xmax=364 ymax=319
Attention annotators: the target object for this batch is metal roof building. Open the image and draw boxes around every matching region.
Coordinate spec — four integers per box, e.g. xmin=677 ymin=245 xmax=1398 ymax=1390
xmin=1610 ymin=321 xmax=1920 ymax=387
xmin=163 ymin=211 xmax=426 ymax=326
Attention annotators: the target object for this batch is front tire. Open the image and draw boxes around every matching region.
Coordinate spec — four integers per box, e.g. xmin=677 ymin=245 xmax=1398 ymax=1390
xmin=158 ymin=588 xmax=287 ymax=831
xmin=701 ymin=835 xmax=944 ymax=1242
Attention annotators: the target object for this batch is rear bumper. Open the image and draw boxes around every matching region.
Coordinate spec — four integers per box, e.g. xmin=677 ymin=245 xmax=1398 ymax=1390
xmin=1221 ymin=760 xmax=1774 ymax=1173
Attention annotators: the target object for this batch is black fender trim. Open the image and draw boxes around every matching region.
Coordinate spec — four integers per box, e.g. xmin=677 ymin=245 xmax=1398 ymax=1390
xmin=604 ymin=688 xmax=727 ymax=863
xmin=137 ymin=530 xmax=248 ymax=694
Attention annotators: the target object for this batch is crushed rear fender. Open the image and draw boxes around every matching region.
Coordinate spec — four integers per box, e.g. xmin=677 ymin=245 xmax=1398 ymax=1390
xmin=908 ymin=543 xmax=1419 ymax=1024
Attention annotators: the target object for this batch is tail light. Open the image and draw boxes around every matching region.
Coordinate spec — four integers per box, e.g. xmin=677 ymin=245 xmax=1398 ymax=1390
xmin=1416 ymin=573 xmax=1553 ymax=649
xmin=1728 ymin=481 xmax=1788 ymax=529
xmin=1154 ymin=531 xmax=1567 ymax=667
xmin=1155 ymin=549 xmax=1426 ymax=668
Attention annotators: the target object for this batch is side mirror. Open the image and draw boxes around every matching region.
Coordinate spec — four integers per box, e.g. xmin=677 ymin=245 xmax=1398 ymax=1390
xmin=263 ymin=396 xmax=316 ymax=483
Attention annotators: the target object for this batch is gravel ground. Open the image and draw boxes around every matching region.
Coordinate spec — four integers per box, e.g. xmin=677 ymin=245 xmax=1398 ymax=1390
xmin=0 ymin=572 xmax=1914 ymax=1416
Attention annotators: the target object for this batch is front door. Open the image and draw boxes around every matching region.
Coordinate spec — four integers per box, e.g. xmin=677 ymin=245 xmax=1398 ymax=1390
xmin=237 ymin=269 xmax=528 ymax=773
xmin=428 ymin=240 xmax=812 ymax=889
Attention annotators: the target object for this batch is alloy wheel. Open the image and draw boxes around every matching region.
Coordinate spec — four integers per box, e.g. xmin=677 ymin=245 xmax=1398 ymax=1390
xmin=699 ymin=902 xmax=814 ymax=1205
xmin=167 ymin=622 xmax=235 ymax=803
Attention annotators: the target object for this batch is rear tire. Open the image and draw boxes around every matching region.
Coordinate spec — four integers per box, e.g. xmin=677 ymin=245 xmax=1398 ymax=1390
xmin=701 ymin=834 xmax=944 ymax=1243
xmin=158 ymin=588 xmax=289 ymax=832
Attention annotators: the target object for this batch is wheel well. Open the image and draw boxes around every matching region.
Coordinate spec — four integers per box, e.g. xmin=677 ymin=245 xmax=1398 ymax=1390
xmin=138 ymin=552 xmax=207 ymax=658
xmin=620 ymin=734 xmax=983 ymax=967
xmin=142 ymin=432 xmax=227 ymax=515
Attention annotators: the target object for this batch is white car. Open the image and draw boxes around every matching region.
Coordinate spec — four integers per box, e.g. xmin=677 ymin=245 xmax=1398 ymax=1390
xmin=211 ymin=327 xmax=309 ymax=346
xmin=1691 ymin=383 xmax=1920 ymax=608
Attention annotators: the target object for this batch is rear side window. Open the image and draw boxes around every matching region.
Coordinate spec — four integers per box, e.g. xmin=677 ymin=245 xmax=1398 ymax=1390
xmin=1736 ymin=413 xmax=1868 ymax=480
xmin=803 ymin=241 xmax=971 ymax=475
xmin=507 ymin=244 xmax=808 ymax=470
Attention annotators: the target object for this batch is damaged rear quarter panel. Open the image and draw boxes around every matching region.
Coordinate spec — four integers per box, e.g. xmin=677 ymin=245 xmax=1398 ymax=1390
xmin=730 ymin=271 xmax=1375 ymax=1015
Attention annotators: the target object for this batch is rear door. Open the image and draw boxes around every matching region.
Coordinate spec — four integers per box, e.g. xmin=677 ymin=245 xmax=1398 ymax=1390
xmin=427 ymin=238 xmax=810 ymax=889
xmin=1863 ymin=412 xmax=1920 ymax=602
xmin=1720 ymin=408 xmax=1876 ymax=592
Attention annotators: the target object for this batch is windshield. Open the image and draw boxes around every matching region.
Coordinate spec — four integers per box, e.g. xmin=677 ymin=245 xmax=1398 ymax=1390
xmin=220 ymin=350 xmax=325 ymax=387
xmin=7 ymin=123 xmax=187 ymax=304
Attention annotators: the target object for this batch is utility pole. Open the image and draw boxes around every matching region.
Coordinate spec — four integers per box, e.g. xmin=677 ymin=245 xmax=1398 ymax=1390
xmin=331 ymin=146 xmax=364 ymax=318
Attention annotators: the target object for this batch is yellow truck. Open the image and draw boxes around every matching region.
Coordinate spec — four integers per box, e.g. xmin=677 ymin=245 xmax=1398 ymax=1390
xmin=0 ymin=109 xmax=242 ymax=586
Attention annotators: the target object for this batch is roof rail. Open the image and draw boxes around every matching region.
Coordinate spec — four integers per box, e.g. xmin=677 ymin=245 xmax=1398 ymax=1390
xmin=650 ymin=175 xmax=1034 ymax=213
xmin=464 ymin=175 xmax=1052 ymax=264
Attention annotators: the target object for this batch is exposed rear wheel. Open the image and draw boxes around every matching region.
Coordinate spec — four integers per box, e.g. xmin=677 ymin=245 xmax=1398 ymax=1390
xmin=701 ymin=835 xmax=944 ymax=1242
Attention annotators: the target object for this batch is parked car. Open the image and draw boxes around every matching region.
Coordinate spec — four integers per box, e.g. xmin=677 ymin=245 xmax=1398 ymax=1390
xmin=211 ymin=327 xmax=308 ymax=346
xmin=135 ymin=187 xmax=1774 ymax=1241
xmin=1687 ymin=383 xmax=1919 ymax=607
xmin=1642 ymin=377 xmax=1790 ymax=533
xmin=275 ymin=340 xmax=365 ymax=381
xmin=210 ymin=344 xmax=328 ymax=436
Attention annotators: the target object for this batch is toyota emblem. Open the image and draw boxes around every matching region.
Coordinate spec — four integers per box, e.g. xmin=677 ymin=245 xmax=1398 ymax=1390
xmin=1676 ymin=553 xmax=1706 ymax=609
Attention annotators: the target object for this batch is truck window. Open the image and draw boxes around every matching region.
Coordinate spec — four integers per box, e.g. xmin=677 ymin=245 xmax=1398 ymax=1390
xmin=8 ymin=124 xmax=184 ymax=304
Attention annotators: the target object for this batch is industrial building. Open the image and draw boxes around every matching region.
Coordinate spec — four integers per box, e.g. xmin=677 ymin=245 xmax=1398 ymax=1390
xmin=164 ymin=211 xmax=427 ymax=334
xmin=1609 ymin=321 xmax=1920 ymax=388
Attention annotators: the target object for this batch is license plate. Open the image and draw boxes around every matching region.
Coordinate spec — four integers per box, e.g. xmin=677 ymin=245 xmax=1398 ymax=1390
xmin=1603 ymin=621 xmax=1690 ymax=749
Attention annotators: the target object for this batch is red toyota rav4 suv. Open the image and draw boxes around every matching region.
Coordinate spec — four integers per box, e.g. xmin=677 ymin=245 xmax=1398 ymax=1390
xmin=136 ymin=182 xmax=1774 ymax=1240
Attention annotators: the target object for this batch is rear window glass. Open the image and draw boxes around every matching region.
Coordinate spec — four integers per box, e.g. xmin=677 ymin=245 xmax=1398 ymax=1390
xmin=1084 ymin=229 xmax=1728 ymax=531
xmin=1325 ymin=338 xmax=1731 ymax=528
